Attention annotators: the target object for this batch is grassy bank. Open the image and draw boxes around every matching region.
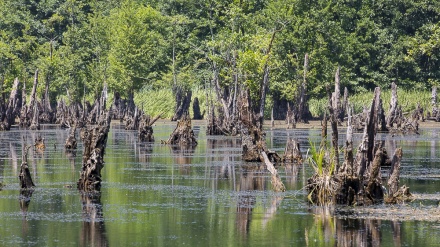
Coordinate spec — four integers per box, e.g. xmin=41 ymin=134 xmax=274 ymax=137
xmin=125 ymin=87 xmax=431 ymax=120
xmin=308 ymin=89 xmax=431 ymax=118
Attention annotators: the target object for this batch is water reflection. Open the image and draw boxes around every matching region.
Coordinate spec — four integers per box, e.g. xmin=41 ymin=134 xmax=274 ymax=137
xmin=80 ymin=193 xmax=108 ymax=247
xmin=307 ymin=207 xmax=405 ymax=247
xmin=19 ymin=189 xmax=34 ymax=239
xmin=170 ymin=145 xmax=196 ymax=175
xmin=236 ymin=164 xmax=266 ymax=238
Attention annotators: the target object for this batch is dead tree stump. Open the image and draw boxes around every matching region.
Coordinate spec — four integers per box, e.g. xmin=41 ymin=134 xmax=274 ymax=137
xmin=192 ymin=97 xmax=203 ymax=120
xmin=65 ymin=126 xmax=78 ymax=150
xmin=29 ymin=103 xmax=40 ymax=130
xmin=0 ymin=78 xmax=20 ymax=131
xmin=19 ymin=145 xmax=35 ymax=189
xmin=282 ymin=138 xmax=302 ymax=164
xmin=77 ymin=112 xmax=111 ymax=192
xmin=308 ymin=87 xmax=411 ymax=206
xmin=162 ymin=113 xmax=197 ymax=146
xmin=171 ymin=86 xmax=192 ymax=121
xmin=385 ymin=148 xmax=412 ymax=203
xmin=139 ymin=114 xmax=160 ymax=142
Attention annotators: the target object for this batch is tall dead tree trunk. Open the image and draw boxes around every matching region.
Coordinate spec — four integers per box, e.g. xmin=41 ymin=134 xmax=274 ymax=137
xmin=297 ymin=53 xmax=310 ymax=123
xmin=77 ymin=112 xmax=111 ymax=192
xmin=65 ymin=125 xmax=78 ymax=150
xmin=26 ymin=70 xmax=39 ymax=123
xmin=1 ymin=78 xmax=20 ymax=130
xmin=172 ymin=86 xmax=192 ymax=121
xmin=386 ymin=82 xmax=398 ymax=128
xmin=192 ymin=97 xmax=203 ymax=120
xmin=332 ymin=66 xmax=341 ymax=125
xmin=29 ymin=103 xmax=40 ymax=130
xmin=327 ymin=85 xmax=339 ymax=170
xmin=430 ymin=87 xmax=440 ymax=121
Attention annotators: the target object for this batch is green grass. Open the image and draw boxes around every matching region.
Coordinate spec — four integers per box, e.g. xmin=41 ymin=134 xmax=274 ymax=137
xmin=133 ymin=87 xmax=208 ymax=119
xmin=308 ymin=89 xmax=432 ymax=118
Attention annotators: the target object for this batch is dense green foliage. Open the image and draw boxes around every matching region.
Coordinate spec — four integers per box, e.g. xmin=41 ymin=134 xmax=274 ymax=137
xmin=0 ymin=0 xmax=438 ymax=108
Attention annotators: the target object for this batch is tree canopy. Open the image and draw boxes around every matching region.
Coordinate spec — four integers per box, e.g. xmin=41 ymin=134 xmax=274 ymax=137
xmin=0 ymin=0 xmax=438 ymax=104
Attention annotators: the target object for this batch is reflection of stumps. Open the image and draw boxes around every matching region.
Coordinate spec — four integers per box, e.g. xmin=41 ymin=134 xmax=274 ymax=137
xmin=19 ymin=145 xmax=35 ymax=189
xmin=80 ymin=192 xmax=108 ymax=246
xmin=162 ymin=113 xmax=197 ymax=146
xmin=65 ymin=126 xmax=77 ymax=150
xmin=77 ymin=113 xmax=111 ymax=192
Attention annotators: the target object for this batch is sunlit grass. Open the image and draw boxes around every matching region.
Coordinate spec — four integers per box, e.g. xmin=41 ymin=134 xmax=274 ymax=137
xmin=308 ymin=89 xmax=431 ymax=118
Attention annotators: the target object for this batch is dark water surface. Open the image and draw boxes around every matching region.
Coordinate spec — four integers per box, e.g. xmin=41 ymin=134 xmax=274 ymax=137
xmin=1 ymin=123 xmax=440 ymax=246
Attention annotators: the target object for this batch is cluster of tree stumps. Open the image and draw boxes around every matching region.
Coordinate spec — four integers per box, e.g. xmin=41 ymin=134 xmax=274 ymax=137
xmin=307 ymin=86 xmax=413 ymax=206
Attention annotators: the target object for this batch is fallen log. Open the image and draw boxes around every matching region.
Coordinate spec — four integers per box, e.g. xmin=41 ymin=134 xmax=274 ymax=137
xmin=262 ymin=151 xmax=285 ymax=192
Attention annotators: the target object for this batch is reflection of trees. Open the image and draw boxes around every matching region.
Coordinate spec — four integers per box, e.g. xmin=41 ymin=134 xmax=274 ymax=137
xmin=236 ymin=164 xmax=266 ymax=238
xmin=305 ymin=207 xmax=405 ymax=247
xmin=284 ymin=163 xmax=301 ymax=189
xmin=171 ymin=145 xmax=195 ymax=175
xmin=139 ymin=143 xmax=153 ymax=164
xmin=80 ymin=193 xmax=108 ymax=247
xmin=206 ymin=138 xmax=240 ymax=190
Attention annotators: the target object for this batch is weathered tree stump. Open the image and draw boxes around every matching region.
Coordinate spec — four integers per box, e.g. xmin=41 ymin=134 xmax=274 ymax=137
xmin=162 ymin=113 xmax=197 ymax=146
xmin=385 ymin=148 xmax=412 ymax=203
xmin=19 ymin=145 xmax=35 ymax=189
xmin=34 ymin=135 xmax=45 ymax=150
xmin=125 ymin=106 xmax=140 ymax=130
xmin=282 ymin=138 xmax=302 ymax=164
xmin=0 ymin=78 xmax=20 ymax=131
xmin=192 ymin=97 xmax=203 ymax=120
xmin=65 ymin=126 xmax=78 ymax=150
xmin=296 ymin=53 xmax=310 ymax=123
xmin=29 ymin=103 xmax=40 ymax=130
xmin=429 ymin=86 xmax=440 ymax=121
xmin=77 ymin=112 xmax=111 ymax=192
xmin=308 ymin=87 xmax=410 ymax=206
xmin=139 ymin=114 xmax=160 ymax=142
xmin=172 ymin=86 xmax=192 ymax=121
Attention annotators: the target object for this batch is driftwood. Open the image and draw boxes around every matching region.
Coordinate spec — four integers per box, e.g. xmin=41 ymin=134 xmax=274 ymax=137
xmin=19 ymin=145 xmax=34 ymax=189
xmin=65 ymin=126 xmax=78 ymax=150
xmin=77 ymin=112 xmax=111 ymax=192
xmin=139 ymin=114 xmax=160 ymax=142
xmin=262 ymin=151 xmax=285 ymax=192
xmin=282 ymin=138 xmax=302 ymax=163
xmin=162 ymin=113 xmax=197 ymax=146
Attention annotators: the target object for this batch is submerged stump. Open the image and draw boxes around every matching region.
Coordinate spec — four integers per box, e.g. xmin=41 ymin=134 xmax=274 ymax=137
xmin=282 ymin=138 xmax=302 ymax=164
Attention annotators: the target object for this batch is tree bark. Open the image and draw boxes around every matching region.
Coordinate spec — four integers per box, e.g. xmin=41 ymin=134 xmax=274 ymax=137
xmin=1 ymin=77 xmax=20 ymax=130
xmin=297 ymin=53 xmax=310 ymax=123
xmin=77 ymin=112 xmax=111 ymax=192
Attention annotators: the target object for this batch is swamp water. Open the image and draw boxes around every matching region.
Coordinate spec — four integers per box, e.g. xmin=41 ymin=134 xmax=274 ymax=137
xmin=0 ymin=122 xmax=440 ymax=246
